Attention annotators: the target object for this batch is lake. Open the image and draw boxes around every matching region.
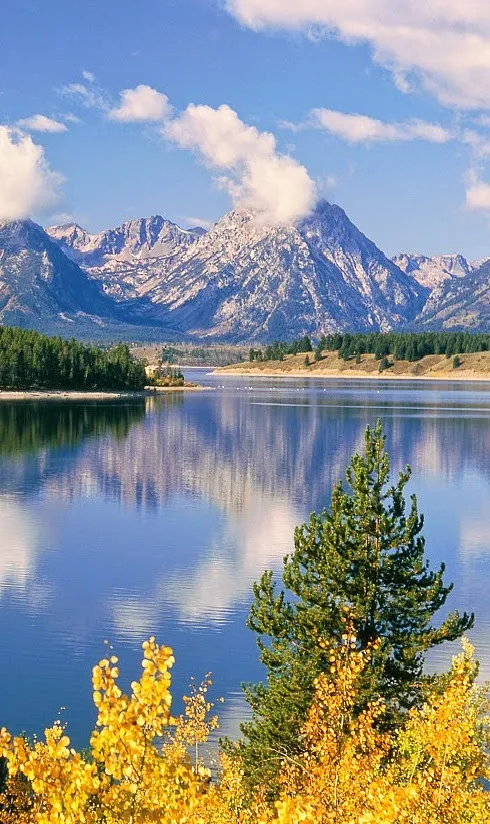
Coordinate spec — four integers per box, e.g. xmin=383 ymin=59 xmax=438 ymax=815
xmin=0 ymin=370 xmax=489 ymax=750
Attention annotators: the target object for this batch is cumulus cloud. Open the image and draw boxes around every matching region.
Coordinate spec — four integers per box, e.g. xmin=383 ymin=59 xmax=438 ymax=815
xmin=108 ymin=85 xmax=172 ymax=122
xmin=0 ymin=127 xmax=63 ymax=221
xmin=224 ymin=1 xmax=490 ymax=110
xmin=82 ymin=70 xmax=95 ymax=83
xmin=310 ymin=108 xmax=451 ymax=144
xmin=165 ymin=103 xmax=316 ymax=224
xmin=465 ymin=171 xmax=490 ymax=212
xmin=16 ymin=114 xmax=68 ymax=134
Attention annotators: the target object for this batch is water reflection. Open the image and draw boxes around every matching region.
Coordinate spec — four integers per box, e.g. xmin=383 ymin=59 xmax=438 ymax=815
xmin=0 ymin=379 xmax=490 ymax=744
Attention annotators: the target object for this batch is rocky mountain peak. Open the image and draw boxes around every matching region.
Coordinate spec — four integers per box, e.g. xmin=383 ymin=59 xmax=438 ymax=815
xmin=46 ymin=215 xmax=204 ymax=268
xmin=394 ymin=252 xmax=473 ymax=289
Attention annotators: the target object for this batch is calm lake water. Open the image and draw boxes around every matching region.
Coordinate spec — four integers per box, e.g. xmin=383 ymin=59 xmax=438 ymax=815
xmin=1 ymin=370 xmax=490 ymax=749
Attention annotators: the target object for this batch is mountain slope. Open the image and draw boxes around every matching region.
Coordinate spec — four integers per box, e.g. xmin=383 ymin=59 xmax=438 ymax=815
xmin=0 ymin=219 xmax=182 ymax=338
xmin=140 ymin=201 xmax=425 ymax=340
xmin=417 ymin=258 xmax=490 ymax=329
xmin=0 ymin=220 xmax=116 ymax=326
xmin=36 ymin=203 xmax=490 ymax=339
xmin=51 ymin=202 xmax=423 ymax=341
xmin=393 ymin=253 xmax=473 ymax=289
xmin=47 ymin=216 xmax=204 ymax=302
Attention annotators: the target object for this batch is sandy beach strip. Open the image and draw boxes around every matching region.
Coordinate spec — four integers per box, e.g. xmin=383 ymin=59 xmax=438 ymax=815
xmin=0 ymin=385 xmax=212 ymax=401
xmin=213 ymin=367 xmax=490 ymax=383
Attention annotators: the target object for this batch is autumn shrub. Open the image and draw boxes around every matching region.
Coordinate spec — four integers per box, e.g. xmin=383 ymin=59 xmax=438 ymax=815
xmin=0 ymin=636 xmax=489 ymax=824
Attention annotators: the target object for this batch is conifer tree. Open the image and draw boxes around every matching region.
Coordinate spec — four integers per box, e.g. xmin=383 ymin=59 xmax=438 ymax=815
xmin=238 ymin=421 xmax=474 ymax=792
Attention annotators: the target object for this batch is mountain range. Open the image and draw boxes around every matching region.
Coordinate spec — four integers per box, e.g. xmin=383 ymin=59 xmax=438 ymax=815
xmin=0 ymin=201 xmax=488 ymax=341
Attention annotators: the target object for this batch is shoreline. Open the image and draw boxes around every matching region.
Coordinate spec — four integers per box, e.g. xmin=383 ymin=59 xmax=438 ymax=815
xmin=213 ymin=367 xmax=490 ymax=383
xmin=0 ymin=385 xmax=212 ymax=401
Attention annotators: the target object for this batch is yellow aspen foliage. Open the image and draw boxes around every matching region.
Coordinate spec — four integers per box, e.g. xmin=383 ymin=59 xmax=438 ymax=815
xmin=0 ymin=638 xmax=209 ymax=824
xmin=170 ymin=675 xmax=220 ymax=774
xmin=1 ymin=636 xmax=490 ymax=824
xmin=265 ymin=637 xmax=490 ymax=824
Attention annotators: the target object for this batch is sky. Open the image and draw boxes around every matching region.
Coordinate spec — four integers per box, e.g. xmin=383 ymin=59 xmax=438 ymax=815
xmin=3 ymin=0 xmax=490 ymax=257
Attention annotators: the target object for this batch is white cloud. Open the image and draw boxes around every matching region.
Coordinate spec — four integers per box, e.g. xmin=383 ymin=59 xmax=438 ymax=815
xmin=224 ymin=1 xmax=490 ymax=110
xmin=0 ymin=126 xmax=63 ymax=221
xmin=461 ymin=129 xmax=490 ymax=158
xmin=310 ymin=108 xmax=451 ymax=144
xmin=16 ymin=114 xmax=68 ymax=134
xmin=82 ymin=70 xmax=95 ymax=83
xmin=62 ymin=113 xmax=82 ymax=125
xmin=181 ymin=215 xmax=215 ymax=230
xmin=59 ymin=82 xmax=107 ymax=110
xmin=108 ymin=85 xmax=172 ymax=122
xmin=465 ymin=171 xmax=490 ymax=212
xmin=166 ymin=103 xmax=316 ymax=224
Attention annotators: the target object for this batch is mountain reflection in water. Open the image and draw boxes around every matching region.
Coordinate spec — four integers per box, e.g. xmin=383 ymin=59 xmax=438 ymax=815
xmin=0 ymin=376 xmax=489 ymax=748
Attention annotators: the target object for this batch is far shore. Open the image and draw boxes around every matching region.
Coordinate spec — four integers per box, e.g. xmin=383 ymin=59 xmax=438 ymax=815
xmin=214 ymin=351 xmax=490 ymax=383
xmin=212 ymin=368 xmax=490 ymax=382
xmin=0 ymin=385 xmax=212 ymax=401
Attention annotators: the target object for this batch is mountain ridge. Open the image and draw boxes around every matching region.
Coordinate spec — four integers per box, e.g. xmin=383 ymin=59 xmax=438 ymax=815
xmin=1 ymin=200 xmax=488 ymax=340
xmin=46 ymin=200 xmax=428 ymax=340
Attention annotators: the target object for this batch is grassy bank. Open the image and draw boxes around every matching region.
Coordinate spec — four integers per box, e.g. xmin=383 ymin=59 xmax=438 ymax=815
xmin=215 ymin=350 xmax=490 ymax=380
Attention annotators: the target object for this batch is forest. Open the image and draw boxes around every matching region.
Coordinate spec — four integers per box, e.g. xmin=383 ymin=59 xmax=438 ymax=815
xmin=250 ymin=331 xmax=490 ymax=363
xmin=0 ymin=422 xmax=488 ymax=823
xmin=0 ymin=326 xmax=147 ymax=391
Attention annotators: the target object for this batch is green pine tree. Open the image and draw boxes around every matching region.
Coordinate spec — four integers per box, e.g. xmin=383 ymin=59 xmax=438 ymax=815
xmin=237 ymin=421 xmax=474 ymax=794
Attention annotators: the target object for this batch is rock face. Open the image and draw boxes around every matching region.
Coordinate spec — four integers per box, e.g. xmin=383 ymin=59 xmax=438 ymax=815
xmin=46 ymin=216 xmax=204 ymax=303
xmin=393 ymin=253 xmax=473 ymax=290
xmin=416 ymin=259 xmax=490 ymax=329
xmin=0 ymin=219 xmax=115 ymax=329
xmin=2 ymin=201 xmax=488 ymax=339
xmin=0 ymin=219 xmax=181 ymax=338
xmin=143 ymin=202 xmax=426 ymax=339
xmin=47 ymin=201 xmax=425 ymax=340
xmin=46 ymin=215 xmax=202 ymax=267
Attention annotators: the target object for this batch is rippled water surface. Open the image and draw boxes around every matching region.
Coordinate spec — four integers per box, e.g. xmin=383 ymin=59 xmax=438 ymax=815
xmin=1 ymin=370 xmax=490 ymax=747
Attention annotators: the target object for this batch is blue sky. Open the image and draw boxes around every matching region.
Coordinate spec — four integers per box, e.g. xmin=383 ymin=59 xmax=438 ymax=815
xmin=2 ymin=0 xmax=490 ymax=258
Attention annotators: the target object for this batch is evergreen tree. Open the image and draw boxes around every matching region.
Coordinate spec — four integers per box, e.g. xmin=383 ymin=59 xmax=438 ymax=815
xmin=237 ymin=421 xmax=474 ymax=793
xmin=453 ymin=354 xmax=462 ymax=369
xmin=304 ymin=354 xmax=310 ymax=367
xmin=355 ymin=351 xmax=362 ymax=364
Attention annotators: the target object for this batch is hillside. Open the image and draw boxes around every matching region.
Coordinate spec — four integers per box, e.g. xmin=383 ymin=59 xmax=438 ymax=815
xmin=216 ymin=350 xmax=490 ymax=380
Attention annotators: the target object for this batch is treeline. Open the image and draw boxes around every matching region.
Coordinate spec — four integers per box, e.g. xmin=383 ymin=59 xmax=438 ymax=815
xmin=0 ymin=327 xmax=147 ymax=390
xmin=250 ymin=335 xmax=313 ymax=362
xmin=250 ymin=331 xmax=490 ymax=363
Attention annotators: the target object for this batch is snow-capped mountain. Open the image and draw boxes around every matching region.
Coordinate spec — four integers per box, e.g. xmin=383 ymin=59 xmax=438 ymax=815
xmin=393 ymin=253 xmax=473 ymax=289
xmin=416 ymin=258 xmax=490 ymax=329
xmin=2 ymin=200 xmax=489 ymax=340
xmin=47 ymin=215 xmax=203 ymax=267
xmin=46 ymin=216 xmax=205 ymax=303
xmin=145 ymin=202 xmax=426 ymax=339
xmin=0 ymin=219 xmax=184 ymax=338
xmin=0 ymin=219 xmax=116 ymax=328
xmin=47 ymin=201 xmax=425 ymax=340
